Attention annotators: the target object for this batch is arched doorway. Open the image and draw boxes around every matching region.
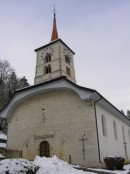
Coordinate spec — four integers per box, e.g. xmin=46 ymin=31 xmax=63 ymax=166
xmin=40 ymin=141 xmax=50 ymax=157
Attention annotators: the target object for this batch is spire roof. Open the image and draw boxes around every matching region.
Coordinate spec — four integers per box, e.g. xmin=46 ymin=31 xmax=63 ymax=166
xmin=51 ymin=9 xmax=59 ymax=41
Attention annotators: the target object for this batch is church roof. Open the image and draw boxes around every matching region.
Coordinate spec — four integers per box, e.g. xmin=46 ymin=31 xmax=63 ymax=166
xmin=35 ymin=39 xmax=75 ymax=55
xmin=0 ymin=76 xmax=129 ymax=126
xmin=15 ymin=76 xmax=94 ymax=94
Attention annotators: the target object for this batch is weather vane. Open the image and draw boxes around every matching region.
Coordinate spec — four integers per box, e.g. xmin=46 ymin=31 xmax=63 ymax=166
xmin=53 ymin=4 xmax=56 ymax=15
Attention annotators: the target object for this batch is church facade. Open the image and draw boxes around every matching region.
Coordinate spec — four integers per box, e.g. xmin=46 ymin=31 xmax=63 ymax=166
xmin=0 ymin=12 xmax=130 ymax=167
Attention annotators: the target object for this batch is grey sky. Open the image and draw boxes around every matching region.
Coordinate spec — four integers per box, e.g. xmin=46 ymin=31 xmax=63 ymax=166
xmin=0 ymin=0 xmax=130 ymax=113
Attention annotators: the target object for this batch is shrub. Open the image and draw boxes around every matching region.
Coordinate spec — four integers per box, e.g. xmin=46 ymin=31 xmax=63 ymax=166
xmin=104 ymin=156 xmax=115 ymax=170
xmin=115 ymin=156 xmax=125 ymax=170
xmin=0 ymin=158 xmax=39 ymax=174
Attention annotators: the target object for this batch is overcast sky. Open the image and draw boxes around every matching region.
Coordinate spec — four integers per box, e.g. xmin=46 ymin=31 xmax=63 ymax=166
xmin=0 ymin=0 xmax=130 ymax=113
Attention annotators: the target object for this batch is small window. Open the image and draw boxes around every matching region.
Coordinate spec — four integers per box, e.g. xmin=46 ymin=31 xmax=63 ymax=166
xmin=65 ymin=55 xmax=70 ymax=64
xmin=113 ymin=121 xmax=118 ymax=140
xmin=66 ymin=67 xmax=71 ymax=76
xmin=122 ymin=126 xmax=125 ymax=143
xmin=45 ymin=53 xmax=51 ymax=63
xmin=128 ymin=130 xmax=130 ymax=143
xmin=44 ymin=65 xmax=51 ymax=74
xmin=101 ymin=115 xmax=107 ymax=137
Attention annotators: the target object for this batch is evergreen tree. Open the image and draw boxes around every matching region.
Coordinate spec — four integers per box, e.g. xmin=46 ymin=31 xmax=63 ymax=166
xmin=7 ymin=71 xmax=19 ymax=99
xmin=127 ymin=110 xmax=130 ymax=119
xmin=18 ymin=76 xmax=29 ymax=89
xmin=121 ymin=109 xmax=125 ymax=115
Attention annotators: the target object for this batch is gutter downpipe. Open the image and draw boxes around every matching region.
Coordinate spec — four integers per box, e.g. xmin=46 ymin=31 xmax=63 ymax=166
xmin=94 ymin=94 xmax=102 ymax=165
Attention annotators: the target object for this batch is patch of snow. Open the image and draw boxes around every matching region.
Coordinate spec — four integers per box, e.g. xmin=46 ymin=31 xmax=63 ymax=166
xmin=0 ymin=153 xmax=5 ymax=158
xmin=88 ymin=164 xmax=130 ymax=174
xmin=0 ymin=158 xmax=38 ymax=174
xmin=0 ymin=155 xmax=130 ymax=174
xmin=0 ymin=143 xmax=6 ymax=148
xmin=34 ymin=155 xmax=95 ymax=174
xmin=0 ymin=134 xmax=7 ymax=140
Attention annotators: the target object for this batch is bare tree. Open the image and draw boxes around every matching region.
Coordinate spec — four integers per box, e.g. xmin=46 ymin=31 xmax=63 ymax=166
xmin=0 ymin=60 xmax=14 ymax=109
xmin=0 ymin=59 xmax=30 ymax=110
xmin=0 ymin=59 xmax=30 ymax=133
xmin=0 ymin=60 xmax=14 ymax=85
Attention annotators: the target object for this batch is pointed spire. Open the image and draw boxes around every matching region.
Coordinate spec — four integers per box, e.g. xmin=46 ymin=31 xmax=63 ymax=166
xmin=51 ymin=5 xmax=59 ymax=42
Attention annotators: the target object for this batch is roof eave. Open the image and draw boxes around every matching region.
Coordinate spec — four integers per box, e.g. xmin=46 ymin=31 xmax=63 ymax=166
xmin=35 ymin=39 xmax=75 ymax=55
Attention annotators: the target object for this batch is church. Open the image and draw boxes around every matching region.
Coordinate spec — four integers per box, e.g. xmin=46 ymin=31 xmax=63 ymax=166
xmin=0 ymin=12 xmax=130 ymax=168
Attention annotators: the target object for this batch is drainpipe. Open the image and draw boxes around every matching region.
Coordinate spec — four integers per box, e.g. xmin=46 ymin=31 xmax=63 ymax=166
xmin=94 ymin=95 xmax=102 ymax=165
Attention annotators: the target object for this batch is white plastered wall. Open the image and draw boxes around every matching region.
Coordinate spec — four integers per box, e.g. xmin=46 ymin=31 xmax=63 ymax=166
xmin=96 ymin=104 xmax=130 ymax=163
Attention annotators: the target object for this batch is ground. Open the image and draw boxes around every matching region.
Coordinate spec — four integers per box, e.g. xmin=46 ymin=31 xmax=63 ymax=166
xmin=0 ymin=155 xmax=130 ymax=174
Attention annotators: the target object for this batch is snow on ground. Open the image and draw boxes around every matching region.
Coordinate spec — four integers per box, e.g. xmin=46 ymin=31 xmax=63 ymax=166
xmin=0 ymin=153 xmax=5 ymax=158
xmin=0 ymin=143 xmax=6 ymax=148
xmin=88 ymin=164 xmax=130 ymax=174
xmin=0 ymin=133 xmax=7 ymax=140
xmin=0 ymin=156 xmax=95 ymax=174
xmin=34 ymin=155 xmax=95 ymax=174
xmin=0 ymin=158 xmax=38 ymax=174
xmin=0 ymin=155 xmax=130 ymax=174
xmin=0 ymin=133 xmax=7 ymax=148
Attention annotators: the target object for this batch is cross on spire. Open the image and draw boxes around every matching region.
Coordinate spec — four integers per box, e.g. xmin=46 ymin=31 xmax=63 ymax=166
xmin=51 ymin=5 xmax=59 ymax=42
xmin=53 ymin=4 xmax=56 ymax=15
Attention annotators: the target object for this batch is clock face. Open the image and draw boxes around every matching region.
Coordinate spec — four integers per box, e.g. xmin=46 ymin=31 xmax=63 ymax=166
xmin=63 ymin=48 xmax=72 ymax=58
xmin=44 ymin=46 xmax=54 ymax=53
xmin=41 ymin=46 xmax=54 ymax=59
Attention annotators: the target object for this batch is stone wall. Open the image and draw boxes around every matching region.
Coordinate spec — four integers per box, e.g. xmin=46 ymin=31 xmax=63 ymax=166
xmin=7 ymin=89 xmax=100 ymax=167
xmin=34 ymin=41 xmax=76 ymax=84
xmin=0 ymin=148 xmax=21 ymax=158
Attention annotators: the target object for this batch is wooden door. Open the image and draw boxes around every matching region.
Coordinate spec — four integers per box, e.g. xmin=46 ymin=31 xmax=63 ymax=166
xmin=40 ymin=141 xmax=50 ymax=157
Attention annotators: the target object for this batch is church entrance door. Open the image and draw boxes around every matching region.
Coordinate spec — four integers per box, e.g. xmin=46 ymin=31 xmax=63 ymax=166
xmin=40 ymin=141 xmax=50 ymax=157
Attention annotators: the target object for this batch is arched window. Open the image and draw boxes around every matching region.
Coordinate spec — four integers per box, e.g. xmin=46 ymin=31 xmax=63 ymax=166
xmin=44 ymin=53 xmax=51 ymax=63
xmin=44 ymin=65 xmax=51 ymax=74
xmin=65 ymin=55 xmax=70 ymax=64
xmin=101 ymin=115 xmax=107 ymax=136
xmin=128 ymin=130 xmax=130 ymax=143
xmin=113 ymin=121 xmax=118 ymax=140
xmin=66 ymin=66 xmax=71 ymax=76
xmin=122 ymin=126 xmax=125 ymax=143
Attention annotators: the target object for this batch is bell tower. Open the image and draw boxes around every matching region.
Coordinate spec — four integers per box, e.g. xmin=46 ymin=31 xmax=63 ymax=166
xmin=34 ymin=10 xmax=76 ymax=85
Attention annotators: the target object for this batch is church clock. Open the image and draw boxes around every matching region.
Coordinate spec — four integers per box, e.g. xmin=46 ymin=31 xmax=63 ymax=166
xmin=34 ymin=12 xmax=76 ymax=84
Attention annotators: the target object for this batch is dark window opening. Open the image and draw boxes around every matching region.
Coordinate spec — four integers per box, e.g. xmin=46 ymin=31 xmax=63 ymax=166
xmin=45 ymin=53 xmax=51 ymax=63
xmin=66 ymin=67 xmax=71 ymax=76
xmin=65 ymin=55 xmax=70 ymax=64
xmin=44 ymin=65 xmax=51 ymax=74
